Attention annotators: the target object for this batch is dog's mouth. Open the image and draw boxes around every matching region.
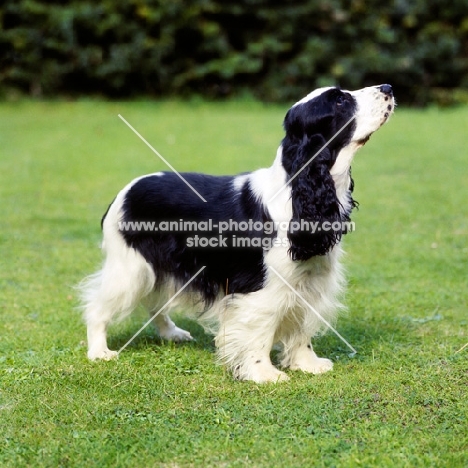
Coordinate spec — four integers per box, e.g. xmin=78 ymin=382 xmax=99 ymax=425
xmin=384 ymin=99 xmax=395 ymax=121
xmin=357 ymin=134 xmax=371 ymax=146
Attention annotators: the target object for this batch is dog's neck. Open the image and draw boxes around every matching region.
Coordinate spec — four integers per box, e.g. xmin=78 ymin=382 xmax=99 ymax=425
xmin=330 ymin=143 xmax=359 ymax=206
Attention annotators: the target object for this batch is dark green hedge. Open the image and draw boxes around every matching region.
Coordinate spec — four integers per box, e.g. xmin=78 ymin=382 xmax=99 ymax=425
xmin=1 ymin=0 xmax=468 ymax=104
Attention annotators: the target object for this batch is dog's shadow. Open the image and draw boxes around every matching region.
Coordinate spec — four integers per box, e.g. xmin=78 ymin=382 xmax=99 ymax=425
xmin=312 ymin=315 xmax=417 ymax=361
xmin=107 ymin=310 xmax=414 ymax=363
xmin=107 ymin=313 xmax=216 ymax=354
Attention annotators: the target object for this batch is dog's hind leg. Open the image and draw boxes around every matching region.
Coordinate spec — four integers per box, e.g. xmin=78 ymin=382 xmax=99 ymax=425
xmin=143 ymin=292 xmax=193 ymax=342
xmin=81 ymin=244 xmax=155 ymax=360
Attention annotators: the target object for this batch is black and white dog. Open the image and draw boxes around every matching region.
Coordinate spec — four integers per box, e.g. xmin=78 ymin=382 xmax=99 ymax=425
xmin=81 ymin=85 xmax=394 ymax=382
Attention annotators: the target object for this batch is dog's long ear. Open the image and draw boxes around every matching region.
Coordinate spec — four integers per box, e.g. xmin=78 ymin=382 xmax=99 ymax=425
xmin=287 ymin=135 xmax=343 ymax=260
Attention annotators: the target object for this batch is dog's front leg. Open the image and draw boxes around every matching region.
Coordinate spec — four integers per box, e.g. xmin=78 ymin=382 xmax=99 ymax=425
xmin=280 ymin=336 xmax=333 ymax=374
xmin=215 ymin=311 xmax=289 ymax=383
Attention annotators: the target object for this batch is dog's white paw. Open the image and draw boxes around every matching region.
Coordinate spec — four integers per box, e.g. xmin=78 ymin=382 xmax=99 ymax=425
xmin=159 ymin=325 xmax=193 ymax=342
xmin=290 ymin=357 xmax=333 ymax=375
xmin=234 ymin=362 xmax=290 ymax=383
xmin=254 ymin=367 xmax=290 ymax=383
xmin=87 ymin=348 xmax=118 ymax=361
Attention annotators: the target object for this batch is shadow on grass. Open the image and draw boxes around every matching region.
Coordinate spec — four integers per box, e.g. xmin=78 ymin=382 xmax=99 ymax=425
xmin=106 ymin=310 xmax=417 ymax=364
xmin=107 ymin=315 xmax=215 ymax=354
xmin=313 ymin=316 xmax=419 ymax=361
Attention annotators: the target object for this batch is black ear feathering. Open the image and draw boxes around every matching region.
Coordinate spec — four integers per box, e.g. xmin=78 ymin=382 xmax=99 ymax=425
xmin=287 ymin=135 xmax=343 ymax=260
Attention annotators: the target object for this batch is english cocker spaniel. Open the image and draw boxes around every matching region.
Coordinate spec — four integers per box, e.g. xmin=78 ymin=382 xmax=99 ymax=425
xmin=81 ymin=84 xmax=394 ymax=382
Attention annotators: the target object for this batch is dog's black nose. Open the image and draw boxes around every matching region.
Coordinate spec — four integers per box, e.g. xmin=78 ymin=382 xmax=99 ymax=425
xmin=379 ymin=84 xmax=393 ymax=96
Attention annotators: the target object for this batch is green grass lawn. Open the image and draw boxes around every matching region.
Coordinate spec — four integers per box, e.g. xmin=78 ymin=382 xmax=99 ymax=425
xmin=0 ymin=99 xmax=467 ymax=467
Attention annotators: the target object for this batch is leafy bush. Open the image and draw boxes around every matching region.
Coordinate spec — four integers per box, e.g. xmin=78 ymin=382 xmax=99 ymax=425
xmin=1 ymin=0 xmax=467 ymax=104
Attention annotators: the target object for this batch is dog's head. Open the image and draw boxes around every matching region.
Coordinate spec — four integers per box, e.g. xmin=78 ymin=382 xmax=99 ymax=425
xmin=282 ymin=85 xmax=395 ymax=260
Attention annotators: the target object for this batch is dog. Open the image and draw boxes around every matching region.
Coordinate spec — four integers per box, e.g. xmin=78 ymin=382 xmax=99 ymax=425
xmin=80 ymin=84 xmax=394 ymax=382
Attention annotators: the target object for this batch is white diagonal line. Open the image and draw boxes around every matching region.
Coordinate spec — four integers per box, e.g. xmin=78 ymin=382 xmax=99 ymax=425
xmin=118 ymin=114 xmax=207 ymax=203
xmin=268 ymin=265 xmax=357 ymax=355
xmin=268 ymin=115 xmax=356 ymax=203
xmin=117 ymin=266 xmax=206 ymax=355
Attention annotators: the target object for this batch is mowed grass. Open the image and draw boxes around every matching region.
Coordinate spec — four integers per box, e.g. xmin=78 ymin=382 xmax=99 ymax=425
xmin=0 ymin=99 xmax=467 ymax=467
